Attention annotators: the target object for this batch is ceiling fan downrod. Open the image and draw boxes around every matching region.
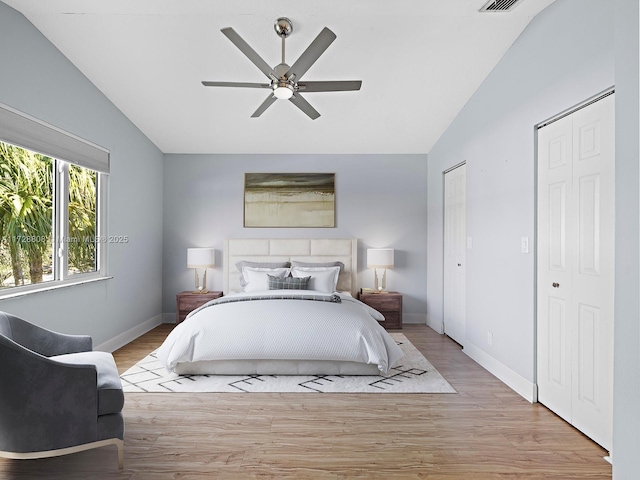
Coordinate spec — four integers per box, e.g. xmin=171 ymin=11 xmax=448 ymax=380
xmin=274 ymin=17 xmax=293 ymax=66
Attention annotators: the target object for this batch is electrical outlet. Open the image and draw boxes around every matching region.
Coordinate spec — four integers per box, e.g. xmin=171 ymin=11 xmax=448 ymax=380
xmin=467 ymin=236 xmax=473 ymax=249
xmin=520 ymin=236 xmax=529 ymax=254
xmin=487 ymin=332 xmax=493 ymax=346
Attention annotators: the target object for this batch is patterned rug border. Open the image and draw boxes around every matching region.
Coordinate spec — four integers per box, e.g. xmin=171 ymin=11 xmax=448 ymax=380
xmin=120 ymin=333 xmax=457 ymax=394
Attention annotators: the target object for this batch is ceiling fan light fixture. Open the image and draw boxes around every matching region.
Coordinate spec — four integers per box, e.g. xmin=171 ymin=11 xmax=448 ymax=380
xmin=273 ymin=84 xmax=294 ymax=99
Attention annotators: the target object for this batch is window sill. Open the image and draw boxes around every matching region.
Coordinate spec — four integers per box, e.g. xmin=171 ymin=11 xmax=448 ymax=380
xmin=0 ymin=276 xmax=113 ymax=301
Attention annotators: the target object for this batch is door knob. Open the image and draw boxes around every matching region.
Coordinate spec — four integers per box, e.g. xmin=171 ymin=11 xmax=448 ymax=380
xmin=552 ymin=282 xmax=560 ymax=288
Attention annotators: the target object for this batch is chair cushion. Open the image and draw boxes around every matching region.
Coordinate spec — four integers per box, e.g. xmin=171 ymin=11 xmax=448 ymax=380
xmin=51 ymin=351 xmax=124 ymax=416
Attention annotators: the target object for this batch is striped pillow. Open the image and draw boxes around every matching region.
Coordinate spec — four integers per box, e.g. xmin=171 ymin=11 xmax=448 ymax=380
xmin=268 ymin=274 xmax=311 ymax=290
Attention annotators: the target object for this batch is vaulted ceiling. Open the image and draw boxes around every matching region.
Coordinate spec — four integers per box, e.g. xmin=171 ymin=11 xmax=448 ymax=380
xmin=3 ymin=0 xmax=555 ymax=154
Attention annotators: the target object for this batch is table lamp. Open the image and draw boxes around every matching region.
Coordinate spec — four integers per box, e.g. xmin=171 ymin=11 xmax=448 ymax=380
xmin=187 ymin=248 xmax=215 ymax=293
xmin=367 ymin=248 xmax=394 ymax=293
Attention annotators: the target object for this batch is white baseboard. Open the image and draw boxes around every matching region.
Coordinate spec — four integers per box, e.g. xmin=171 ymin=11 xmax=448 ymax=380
xmin=95 ymin=314 xmax=163 ymax=353
xmin=404 ymin=313 xmax=427 ymax=324
xmin=463 ymin=341 xmax=536 ymax=403
xmin=163 ymin=313 xmax=176 ymax=324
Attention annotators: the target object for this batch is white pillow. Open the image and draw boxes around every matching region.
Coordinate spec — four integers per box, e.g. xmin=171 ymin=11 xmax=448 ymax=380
xmin=242 ymin=267 xmax=289 ymax=292
xmin=291 ymin=266 xmax=340 ymax=293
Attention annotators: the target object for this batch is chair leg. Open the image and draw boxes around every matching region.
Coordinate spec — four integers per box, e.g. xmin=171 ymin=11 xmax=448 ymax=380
xmin=115 ymin=438 xmax=124 ymax=470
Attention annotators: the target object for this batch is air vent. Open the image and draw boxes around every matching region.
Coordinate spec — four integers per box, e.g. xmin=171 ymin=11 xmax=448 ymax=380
xmin=480 ymin=0 xmax=522 ymax=12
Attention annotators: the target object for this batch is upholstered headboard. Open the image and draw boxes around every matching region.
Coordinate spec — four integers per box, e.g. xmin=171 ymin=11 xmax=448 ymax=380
xmin=224 ymin=238 xmax=358 ymax=296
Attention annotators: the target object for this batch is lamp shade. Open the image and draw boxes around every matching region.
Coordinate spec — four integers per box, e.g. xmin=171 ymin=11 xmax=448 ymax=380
xmin=367 ymin=248 xmax=394 ymax=269
xmin=187 ymin=248 xmax=215 ymax=268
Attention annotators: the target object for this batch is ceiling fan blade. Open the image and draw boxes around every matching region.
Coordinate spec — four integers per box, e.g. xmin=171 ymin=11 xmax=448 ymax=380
xmin=221 ymin=27 xmax=276 ymax=79
xmin=289 ymin=92 xmax=320 ymax=120
xmin=202 ymin=81 xmax=271 ymax=89
xmin=285 ymin=27 xmax=336 ymax=81
xmin=297 ymin=80 xmax=362 ymax=92
xmin=251 ymin=94 xmax=277 ymax=118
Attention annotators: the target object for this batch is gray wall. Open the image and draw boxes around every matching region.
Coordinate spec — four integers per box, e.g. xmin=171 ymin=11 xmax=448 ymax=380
xmin=0 ymin=3 xmax=164 ymax=348
xmin=613 ymin=0 xmax=640 ymax=477
xmin=427 ymin=0 xmax=613 ymax=384
xmin=163 ymin=154 xmax=428 ymax=321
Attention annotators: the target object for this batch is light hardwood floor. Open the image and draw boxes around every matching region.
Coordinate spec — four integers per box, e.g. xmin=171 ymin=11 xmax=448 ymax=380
xmin=0 ymin=324 xmax=611 ymax=479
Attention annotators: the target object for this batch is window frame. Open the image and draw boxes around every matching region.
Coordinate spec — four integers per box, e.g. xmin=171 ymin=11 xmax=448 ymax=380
xmin=0 ymin=103 xmax=110 ymax=298
xmin=55 ymin=160 xmax=108 ymax=282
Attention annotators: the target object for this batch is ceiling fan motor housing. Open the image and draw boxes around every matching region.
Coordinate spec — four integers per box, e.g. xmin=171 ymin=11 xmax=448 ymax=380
xmin=274 ymin=63 xmax=290 ymax=79
xmin=272 ymin=63 xmax=295 ymax=98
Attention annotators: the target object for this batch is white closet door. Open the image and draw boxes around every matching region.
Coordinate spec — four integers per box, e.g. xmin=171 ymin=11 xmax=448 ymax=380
xmin=537 ymin=113 xmax=574 ymax=424
xmin=443 ymin=164 xmax=466 ymax=345
xmin=537 ymin=94 xmax=614 ymax=451
xmin=569 ymin=95 xmax=614 ymax=449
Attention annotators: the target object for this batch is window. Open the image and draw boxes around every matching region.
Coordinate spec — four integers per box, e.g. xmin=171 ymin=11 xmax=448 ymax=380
xmin=0 ymin=103 xmax=109 ymax=295
xmin=67 ymin=164 xmax=98 ymax=276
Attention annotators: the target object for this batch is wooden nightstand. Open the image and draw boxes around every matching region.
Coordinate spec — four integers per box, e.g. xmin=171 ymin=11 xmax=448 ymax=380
xmin=358 ymin=291 xmax=403 ymax=329
xmin=176 ymin=291 xmax=222 ymax=323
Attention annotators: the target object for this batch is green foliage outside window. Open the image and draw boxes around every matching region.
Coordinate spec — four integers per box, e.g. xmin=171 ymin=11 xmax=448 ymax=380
xmin=68 ymin=164 xmax=97 ymax=275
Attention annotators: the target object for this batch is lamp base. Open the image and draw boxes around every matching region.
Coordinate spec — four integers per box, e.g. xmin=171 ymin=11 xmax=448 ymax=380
xmin=373 ymin=268 xmax=389 ymax=293
xmin=192 ymin=269 xmax=210 ymax=294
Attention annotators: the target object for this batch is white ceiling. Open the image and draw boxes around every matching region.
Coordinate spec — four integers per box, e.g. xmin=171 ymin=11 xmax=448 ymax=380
xmin=3 ymin=0 xmax=555 ymax=154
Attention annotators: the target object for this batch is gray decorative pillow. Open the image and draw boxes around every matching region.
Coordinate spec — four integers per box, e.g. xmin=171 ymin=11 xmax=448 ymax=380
xmin=268 ymin=274 xmax=311 ymax=290
xmin=291 ymin=260 xmax=345 ymax=272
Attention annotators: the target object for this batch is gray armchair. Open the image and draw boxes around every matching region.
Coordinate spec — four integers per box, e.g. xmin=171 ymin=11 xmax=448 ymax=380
xmin=0 ymin=312 xmax=124 ymax=469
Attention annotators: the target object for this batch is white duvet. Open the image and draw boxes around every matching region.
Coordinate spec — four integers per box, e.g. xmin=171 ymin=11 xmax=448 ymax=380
xmin=157 ymin=291 xmax=404 ymax=375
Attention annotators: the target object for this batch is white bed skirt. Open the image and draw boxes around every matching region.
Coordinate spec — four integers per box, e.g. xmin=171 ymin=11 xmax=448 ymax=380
xmin=174 ymin=358 xmax=382 ymax=376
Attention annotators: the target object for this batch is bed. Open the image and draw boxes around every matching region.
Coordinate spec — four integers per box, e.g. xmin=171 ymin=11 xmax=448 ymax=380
xmin=157 ymin=238 xmax=403 ymax=375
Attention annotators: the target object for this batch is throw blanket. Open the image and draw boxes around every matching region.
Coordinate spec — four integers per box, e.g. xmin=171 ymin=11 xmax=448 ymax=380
xmin=187 ymin=292 xmax=341 ymax=319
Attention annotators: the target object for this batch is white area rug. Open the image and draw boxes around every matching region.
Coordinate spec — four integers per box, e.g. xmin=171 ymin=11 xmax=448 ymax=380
xmin=120 ymin=333 xmax=456 ymax=394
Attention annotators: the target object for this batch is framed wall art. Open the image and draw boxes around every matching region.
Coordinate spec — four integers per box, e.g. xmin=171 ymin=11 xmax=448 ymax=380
xmin=244 ymin=173 xmax=335 ymax=228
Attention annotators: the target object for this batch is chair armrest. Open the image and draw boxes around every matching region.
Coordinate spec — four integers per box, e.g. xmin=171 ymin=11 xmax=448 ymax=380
xmin=0 ymin=336 xmax=99 ymax=453
xmin=5 ymin=313 xmax=92 ymax=356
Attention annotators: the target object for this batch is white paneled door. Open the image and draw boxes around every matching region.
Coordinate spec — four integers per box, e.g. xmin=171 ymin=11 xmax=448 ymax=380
xmin=443 ymin=164 xmax=466 ymax=346
xmin=537 ymin=93 xmax=614 ymax=451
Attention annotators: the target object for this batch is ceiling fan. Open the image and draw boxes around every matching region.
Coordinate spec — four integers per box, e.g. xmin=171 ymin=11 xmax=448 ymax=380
xmin=202 ymin=18 xmax=362 ymax=120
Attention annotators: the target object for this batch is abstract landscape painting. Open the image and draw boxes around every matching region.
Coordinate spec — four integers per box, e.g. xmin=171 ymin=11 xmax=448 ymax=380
xmin=244 ymin=173 xmax=335 ymax=227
